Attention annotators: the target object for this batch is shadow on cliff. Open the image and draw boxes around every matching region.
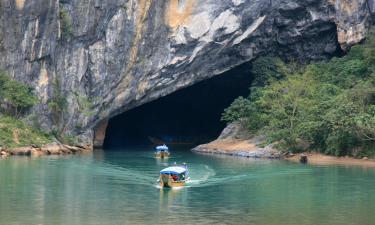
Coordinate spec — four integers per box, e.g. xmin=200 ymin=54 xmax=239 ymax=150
xmin=103 ymin=63 xmax=253 ymax=150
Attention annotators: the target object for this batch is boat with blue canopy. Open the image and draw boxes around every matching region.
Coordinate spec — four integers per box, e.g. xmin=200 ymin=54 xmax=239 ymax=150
xmin=158 ymin=164 xmax=189 ymax=188
xmin=155 ymin=144 xmax=170 ymax=158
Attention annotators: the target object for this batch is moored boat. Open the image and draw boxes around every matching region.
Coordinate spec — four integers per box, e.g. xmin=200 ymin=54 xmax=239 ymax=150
xmin=158 ymin=164 xmax=189 ymax=188
xmin=155 ymin=144 xmax=170 ymax=158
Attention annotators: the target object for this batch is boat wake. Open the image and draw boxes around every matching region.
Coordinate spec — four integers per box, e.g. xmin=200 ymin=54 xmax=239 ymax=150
xmin=186 ymin=165 xmax=216 ymax=187
xmin=91 ymin=154 xmax=311 ymax=190
xmin=154 ymin=164 xmax=253 ymax=189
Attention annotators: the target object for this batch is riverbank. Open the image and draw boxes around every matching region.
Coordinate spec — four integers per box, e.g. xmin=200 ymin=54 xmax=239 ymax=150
xmin=0 ymin=142 xmax=92 ymax=157
xmin=192 ymin=122 xmax=375 ymax=167
xmin=285 ymin=152 xmax=375 ymax=168
xmin=192 ymin=138 xmax=375 ymax=168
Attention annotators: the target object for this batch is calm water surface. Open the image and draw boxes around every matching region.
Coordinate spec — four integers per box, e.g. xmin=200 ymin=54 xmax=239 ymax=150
xmin=0 ymin=148 xmax=375 ymax=225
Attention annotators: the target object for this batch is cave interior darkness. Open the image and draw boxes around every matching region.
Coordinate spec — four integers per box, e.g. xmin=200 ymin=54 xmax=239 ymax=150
xmin=103 ymin=63 xmax=253 ymax=149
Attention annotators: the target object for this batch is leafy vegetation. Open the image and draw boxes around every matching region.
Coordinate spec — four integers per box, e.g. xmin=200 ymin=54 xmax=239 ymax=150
xmin=59 ymin=6 xmax=73 ymax=40
xmin=48 ymin=77 xmax=67 ymax=125
xmin=48 ymin=79 xmax=95 ymax=145
xmin=0 ymin=72 xmax=52 ymax=148
xmin=73 ymin=91 xmax=96 ymax=117
xmin=223 ymin=36 xmax=375 ymax=157
xmin=47 ymin=77 xmax=76 ymax=144
xmin=0 ymin=116 xmax=51 ymax=148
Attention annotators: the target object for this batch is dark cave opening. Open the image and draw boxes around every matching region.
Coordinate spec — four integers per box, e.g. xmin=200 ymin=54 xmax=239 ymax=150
xmin=103 ymin=63 xmax=253 ymax=149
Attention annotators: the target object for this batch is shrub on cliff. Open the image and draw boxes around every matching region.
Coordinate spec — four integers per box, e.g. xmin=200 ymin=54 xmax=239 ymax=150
xmin=0 ymin=72 xmax=38 ymax=118
xmin=223 ymin=36 xmax=375 ymax=157
xmin=59 ymin=6 xmax=73 ymax=40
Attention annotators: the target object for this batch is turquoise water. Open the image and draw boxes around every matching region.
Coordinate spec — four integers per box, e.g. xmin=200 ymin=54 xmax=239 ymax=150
xmin=1 ymin=148 xmax=375 ymax=225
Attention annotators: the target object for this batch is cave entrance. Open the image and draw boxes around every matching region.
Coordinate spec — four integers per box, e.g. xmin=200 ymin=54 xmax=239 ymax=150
xmin=102 ymin=63 xmax=252 ymax=150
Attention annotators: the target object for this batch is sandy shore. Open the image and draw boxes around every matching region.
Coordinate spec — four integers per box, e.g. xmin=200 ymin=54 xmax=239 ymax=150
xmin=195 ymin=139 xmax=257 ymax=151
xmin=285 ymin=152 xmax=375 ymax=168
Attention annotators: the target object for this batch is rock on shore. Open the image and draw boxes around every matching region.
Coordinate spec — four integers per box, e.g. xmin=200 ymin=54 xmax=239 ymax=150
xmin=0 ymin=142 xmax=92 ymax=157
xmin=285 ymin=152 xmax=375 ymax=168
xmin=192 ymin=122 xmax=281 ymax=159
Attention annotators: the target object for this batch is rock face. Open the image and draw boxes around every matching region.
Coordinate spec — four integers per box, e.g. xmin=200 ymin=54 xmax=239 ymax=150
xmin=0 ymin=0 xmax=374 ymax=146
xmin=218 ymin=121 xmax=252 ymax=140
xmin=192 ymin=122 xmax=281 ymax=158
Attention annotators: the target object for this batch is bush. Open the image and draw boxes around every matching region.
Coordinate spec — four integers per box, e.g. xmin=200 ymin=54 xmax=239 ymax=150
xmin=0 ymin=71 xmax=38 ymax=118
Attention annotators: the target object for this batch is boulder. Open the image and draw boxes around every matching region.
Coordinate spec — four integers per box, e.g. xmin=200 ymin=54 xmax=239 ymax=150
xmin=40 ymin=143 xmax=66 ymax=155
xmin=299 ymin=154 xmax=308 ymax=164
xmin=0 ymin=151 xmax=9 ymax=157
xmin=9 ymin=147 xmax=33 ymax=156
xmin=30 ymin=149 xmax=45 ymax=157
xmin=218 ymin=122 xmax=252 ymax=140
xmin=63 ymin=145 xmax=84 ymax=153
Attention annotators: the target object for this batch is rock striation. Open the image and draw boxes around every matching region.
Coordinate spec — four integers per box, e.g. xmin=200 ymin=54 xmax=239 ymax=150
xmin=0 ymin=0 xmax=374 ymax=147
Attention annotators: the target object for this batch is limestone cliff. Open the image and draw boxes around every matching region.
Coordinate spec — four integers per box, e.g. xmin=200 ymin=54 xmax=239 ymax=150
xmin=0 ymin=0 xmax=374 ymax=147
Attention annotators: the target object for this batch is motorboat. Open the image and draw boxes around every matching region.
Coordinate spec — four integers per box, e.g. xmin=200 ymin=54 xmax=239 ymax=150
xmin=158 ymin=164 xmax=189 ymax=188
xmin=155 ymin=144 xmax=170 ymax=158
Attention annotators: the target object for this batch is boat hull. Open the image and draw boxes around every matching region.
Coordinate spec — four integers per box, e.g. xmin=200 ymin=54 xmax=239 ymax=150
xmin=155 ymin=151 xmax=170 ymax=158
xmin=159 ymin=174 xmax=186 ymax=188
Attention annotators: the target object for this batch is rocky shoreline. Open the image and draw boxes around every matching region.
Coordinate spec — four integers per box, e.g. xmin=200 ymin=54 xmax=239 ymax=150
xmin=192 ymin=140 xmax=375 ymax=167
xmin=0 ymin=142 xmax=92 ymax=157
xmin=192 ymin=122 xmax=375 ymax=167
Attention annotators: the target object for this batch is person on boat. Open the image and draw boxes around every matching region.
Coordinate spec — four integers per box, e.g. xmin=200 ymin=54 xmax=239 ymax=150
xmin=172 ymin=174 xmax=178 ymax=181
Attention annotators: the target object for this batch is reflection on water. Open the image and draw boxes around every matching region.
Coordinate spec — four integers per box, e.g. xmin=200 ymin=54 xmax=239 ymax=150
xmin=159 ymin=188 xmax=188 ymax=211
xmin=0 ymin=148 xmax=375 ymax=225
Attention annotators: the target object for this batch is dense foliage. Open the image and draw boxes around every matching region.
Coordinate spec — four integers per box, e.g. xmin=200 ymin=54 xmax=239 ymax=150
xmin=223 ymin=37 xmax=375 ymax=157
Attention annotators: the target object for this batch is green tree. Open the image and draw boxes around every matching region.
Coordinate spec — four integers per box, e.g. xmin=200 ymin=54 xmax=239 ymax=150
xmin=0 ymin=72 xmax=38 ymax=118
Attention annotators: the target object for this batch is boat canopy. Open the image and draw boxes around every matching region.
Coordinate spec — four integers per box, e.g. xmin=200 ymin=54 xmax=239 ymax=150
xmin=160 ymin=166 xmax=187 ymax=175
xmin=156 ymin=144 xmax=169 ymax=151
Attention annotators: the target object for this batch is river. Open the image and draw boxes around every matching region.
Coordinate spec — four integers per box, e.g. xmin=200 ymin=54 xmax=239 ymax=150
xmin=0 ymin=148 xmax=374 ymax=225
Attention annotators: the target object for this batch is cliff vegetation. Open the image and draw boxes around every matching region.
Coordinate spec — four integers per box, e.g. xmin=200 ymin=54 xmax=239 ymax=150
xmin=223 ymin=36 xmax=375 ymax=158
xmin=0 ymin=72 xmax=52 ymax=148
